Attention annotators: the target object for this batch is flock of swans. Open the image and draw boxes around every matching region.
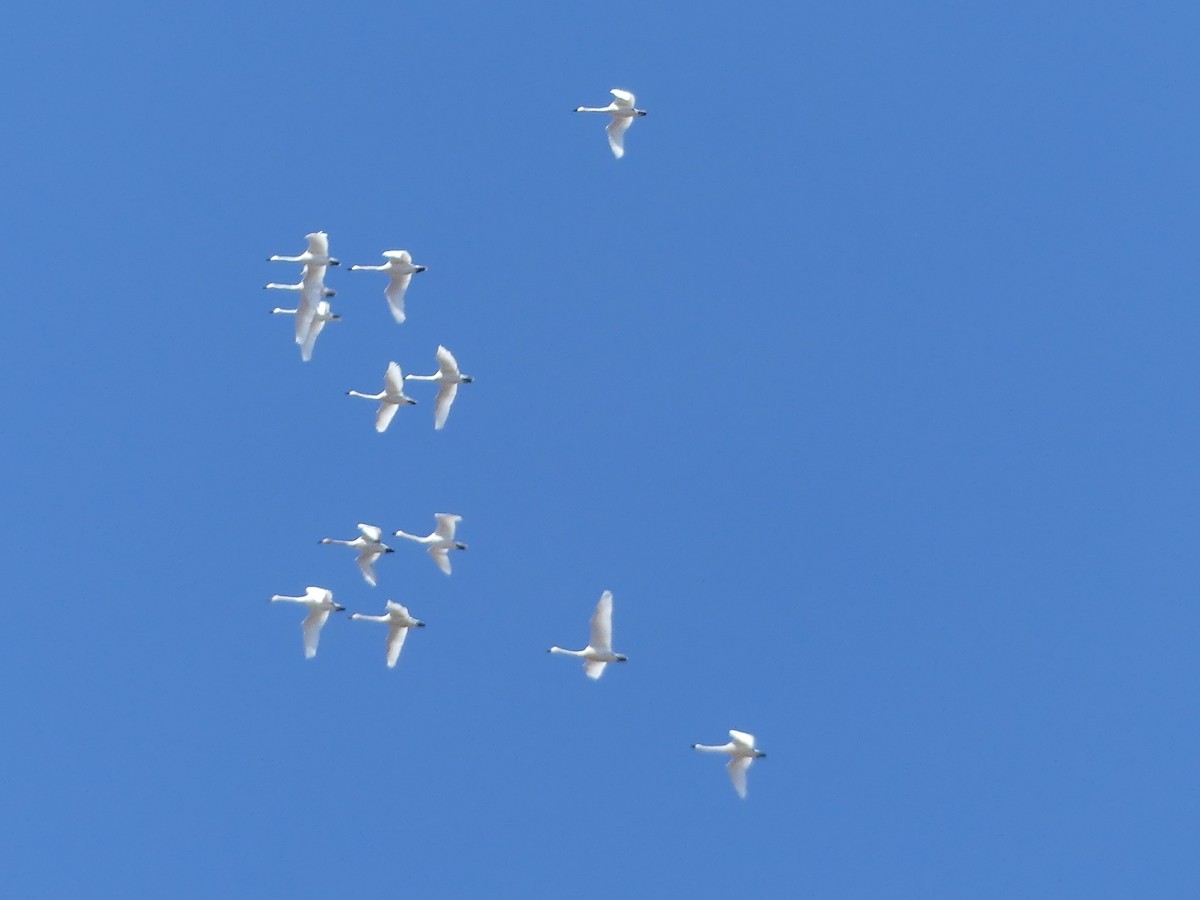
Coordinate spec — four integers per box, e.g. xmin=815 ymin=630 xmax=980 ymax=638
xmin=263 ymin=90 xmax=765 ymax=798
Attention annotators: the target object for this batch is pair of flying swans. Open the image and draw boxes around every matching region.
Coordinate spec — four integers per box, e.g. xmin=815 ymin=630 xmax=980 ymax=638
xmin=346 ymin=348 xmax=472 ymax=432
xmin=349 ymin=250 xmax=427 ymax=324
xmin=269 ymin=586 xmax=346 ymax=659
xmin=692 ymin=730 xmax=768 ymax=799
xmin=320 ymin=524 xmax=394 ymax=586
xmin=575 ymin=89 xmax=648 ymax=159
xmin=350 ymin=601 xmax=425 ymax=668
xmin=393 ymin=513 xmax=467 ymax=575
xmin=548 ymin=590 xmax=628 ymax=680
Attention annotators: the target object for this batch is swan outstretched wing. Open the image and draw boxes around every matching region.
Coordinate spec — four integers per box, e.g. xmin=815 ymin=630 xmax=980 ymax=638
xmin=729 ymin=730 xmax=756 ymax=750
xmin=584 ymin=659 xmax=608 ymax=680
xmin=385 ymin=272 xmax=412 ymax=324
xmin=358 ymin=524 xmax=383 ymax=542
xmin=727 ymin=757 xmax=752 ymax=798
xmin=589 ymin=590 xmax=614 ymax=652
xmin=302 ymin=608 xmax=331 ymax=659
xmin=303 ymin=586 xmax=332 ymax=603
xmin=357 ymin=551 xmax=382 ymax=587
xmin=606 ymin=116 xmax=634 ymax=159
xmin=434 ymin=514 xmax=461 ymax=540
xmin=610 ymin=89 xmax=636 ymax=107
xmin=435 ymin=345 xmax=460 ymax=379
xmin=305 ymin=232 xmax=330 ymax=256
xmin=433 ymin=382 xmax=458 ymax=430
xmin=375 ymin=400 xmax=400 ymax=433
xmin=300 ymin=315 xmax=325 ymax=361
xmin=429 ymin=547 xmax=452 ymax=575
xmin=384 ymin=361 xmax=405 ymax=396
xmin=385 ymin=623 xmax=409 ymax=668
xmin=383 ymin=250 xmax=412 ymax=264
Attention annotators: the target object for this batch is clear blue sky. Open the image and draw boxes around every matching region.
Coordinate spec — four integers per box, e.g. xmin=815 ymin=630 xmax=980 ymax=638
xmin=2 ymin=1 xmax=1197 ymax=896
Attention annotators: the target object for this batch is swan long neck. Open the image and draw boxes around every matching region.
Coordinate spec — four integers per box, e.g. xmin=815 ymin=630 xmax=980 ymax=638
xmin=350 ymin=613 xmax=389 ymax=623
xmin=268 ymin=255 xmax=303 ymax=263
xmin=575 ymin=106 xmax=610 ymax=113
xmin=404 ymin=373 xmax=440 ymax=382
xmin=264 ymin=282 xmax=301 ymax=291
xmin=270 ymin=595 xmax=304 ymax=604
xmin=549 ymin=646 xmax=586 ymax=657
xmin=692 ymin=743 xmax=729 ymax=754
xmin=393 ymin=530 xmax=422 ymax=543
xmin=347 ymin=390 xmax=382 ymax=400
xmin=350 ymin=264 xmax=386 ymax=272
xmin=321 ymin=538 xmax=352 ymax=547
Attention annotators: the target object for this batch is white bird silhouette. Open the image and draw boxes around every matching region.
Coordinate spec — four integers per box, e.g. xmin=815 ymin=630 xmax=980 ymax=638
xmin=271 ymin=299 xmax=341 ymax=361
xmin=404 ymin=345 xmax=473 ymax=430
xmin=349 ymin=250 xmax=428 ymax=324
xmin=267 ymin=231 xmax=341 ymax=267
xmin=319 ymin=523 xmax=394 ymax=587
xmin=346 ymin=361 xmax=418 ymax=433
xmin=574 ymin=89 xmax=648 ymax=158
xmin=548 ymin=590 xmax=627 ymax=679
xmin=350 ymin=600 xmax=425 ymax=668
xmin=393 ymin=513 xmax=466 ymax=575
xmin=691 ymin=730 xmax=767 ymax=798
xmin=265 ymin=263 xmax=336 ymax=347
xmin=269 ymin=586 xmax=346 ymax=659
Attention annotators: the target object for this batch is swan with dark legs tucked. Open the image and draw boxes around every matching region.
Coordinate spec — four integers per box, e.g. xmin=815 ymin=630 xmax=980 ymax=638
xmin=404 ymin=345 xmax=473 ymax=430
xmin=319 ymin=524 xmax=393 ymax=586
xmin=271 ymin=299 xmax=340 ymax=361
xmin=350 ymin=601 xmax=425 ymax=668
xmin=393 ymin=513 xmax=466 ymax=575
xmin=691 ymin=730 xmax=767 ymax=798
xmin=269 ymin=586 xmax=345 ymax=659
xmin=267 ymin=231 xmax=341 ymax=267
xmin=346 ymin=362 xmax=417 ymax=433
xmin=574 ymin=89 xmax=648 ymax=159
xmin=349 ymin=250 xmax=428 ymax=324
xmin=548 ymin=590 xmax=627 ymax=680
xmin=265 ymin=263 xmax=335 ymax=346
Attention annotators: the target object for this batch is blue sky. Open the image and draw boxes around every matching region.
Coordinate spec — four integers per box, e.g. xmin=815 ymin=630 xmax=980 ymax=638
xmin=2 ymin=1 xmax=1197 ymax=896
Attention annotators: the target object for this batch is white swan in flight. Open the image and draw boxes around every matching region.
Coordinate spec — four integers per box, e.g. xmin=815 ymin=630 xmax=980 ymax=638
xmin=574 ymin=89 xmax=648 ymax=159
xmin=404 ymin=345 xmax=473 ymax=430
xmin=548 ymin=590 xmax=627 ymax=679
xmin=393 ymin=513 xmax=466 ymax=575
xmin=350 ymin=600 xmax=425 ymax=668
xmin=269 ymin=586 xmax=345 ymax=659
xmin=267 ymin=231 xmax=341 ymax=267
xmin=265 ymin=263 xmax=335 ymax=346
xmin=346 ymin=362 xmax=417 ymax=433
xmin=320 ymin=523 xmax=394 ymax=586
xmin=691 ymin=730 xmax=767 ymax=798
xmin=271 ymin=299 xmax=340 ymax=361
xmin=349 ymin=250 xmax=428 ymax=324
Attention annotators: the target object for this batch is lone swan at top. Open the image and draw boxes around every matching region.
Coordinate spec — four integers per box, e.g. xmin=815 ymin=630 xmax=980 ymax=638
xmin=691 ymin=730 xmax=767 ymax=798
xmin=574 ymin=89 xmax=648 ymax=159
xmin=548 ymin=590 xmax=627 ymax=679
xmin=346 ymin=361 xmax=417 ymax=433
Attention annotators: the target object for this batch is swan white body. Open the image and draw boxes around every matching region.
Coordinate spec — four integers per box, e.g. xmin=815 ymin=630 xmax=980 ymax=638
xmin=350 ymin=600 xmax=425 ymax=668
xmin=393 ymin=513 xmax=466 ymax=575
xmin=271 ymin=299 xmax=340 ymax=361
xmin=265 ymin=263 xmax=336 ymax=347
xmin=548 ymin=590 xmax=627 ymax=679
xmin=692 ymin=730 xmax=767 ymax=798
xmin=320 ymin=523 xmax=394 ymax=586
xmin=346 ymin=361 xmax=418 ymax=433
xmin=404 ymin=345 xmax=473 ymax=430
xmin=269 ymin=586 xmax=346 ymax=659
xmin=268 ymin=231 xmax=341 ymax=267
xmin=574 ymin=89 xmax=648 ymax=159
xmin=349 ymin=250 xmax=428 ymax=324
